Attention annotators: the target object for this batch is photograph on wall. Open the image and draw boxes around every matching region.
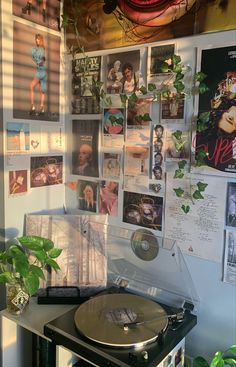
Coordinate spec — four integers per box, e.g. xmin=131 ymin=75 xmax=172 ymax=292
xmin=99 ymin=180 xmax=119 ymax=216
xmin=106 ymin=50 xmax=140 ymax=94
xmin=165 ymin=127 xmax=190 ymax=161
xmin=148 ymin=43 xmax=175 ymax=86
xmin=126 ymin=97 xmax=152 ymax=145
xmin=6 ymin=122 xmax=30 ymax=152
xmin=124 ymin=146 xmax=150 ymax=190
xmin=30 ymin=155 xmax=63 ymax=187
xmin=40 ymin=125 xmax=64 ymax=154
xmin=26 ymin=214 xmax=107 ymax=295
xmin=77 ymin=180 xmax=98 ymax=213
xmin=9 ymin=170 xmax=28 ymax=195
xmin=226 ymin=182 xmax=236 ymax=227
xmin=194 ymin=44 xmax=236 ymax=176
xmin=102 ymin=107 xmax=125 ymax=148
xmin=72 ymin=55 xmax=101 ymax=114
xmin=102 ymin=152 xmax=121 ymax=179
xmin=13 ymin=21 xmax=60 ymax=121
xmin=161 ymin=95 xmax=185 ymax=122
xmin=72 ymin=120 xmax=99 ymax=177
xmin=223 ymin=230 xmax=236 ymax=285
xmin=123 ymin=191 xmax=163 ymax=231
xmin=12 ymin=0 xmax=60 ymax=31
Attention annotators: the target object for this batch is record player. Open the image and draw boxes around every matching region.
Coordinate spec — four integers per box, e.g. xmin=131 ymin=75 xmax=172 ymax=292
xmin=44 ymin=222 xmax=198 ymax=367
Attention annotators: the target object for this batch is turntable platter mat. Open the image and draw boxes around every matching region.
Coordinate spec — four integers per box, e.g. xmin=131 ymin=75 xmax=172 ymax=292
xmin=74 ymin=293 xmax=168 ymax=347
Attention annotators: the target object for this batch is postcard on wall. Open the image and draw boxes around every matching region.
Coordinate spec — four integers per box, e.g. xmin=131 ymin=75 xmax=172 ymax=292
xmin=8 ymin=170 xmax=28 ymax=196
xmin=106 ymin=50 xmax=140 ymax=94
xmin=161 ymin=95 xmax=185 ymax=123
xmin=164 ymin=173 xmax=226 ymax=262
xmin=164 ymin=126 xmax=190 ymax=161
xmin=77 ymin=180 xmax=98 ymax=213
xmin=123 ymin=191 xmax=163 ymax=232
xmin=102 ymin=108 xmax=125 ymax=148
xmin=99 ymin=181 xmax=119 ymax=216
xmin=30 ymin=155 xmax=63 ymax=188
xmin=124 ymin=146 xmax=149 ymax=190
xmin=6 ymin=122 xmax=30 ymax=153
xmin=126 ymin=97 xmax=152 ymax=145
xmin=226 ymin=182 xmax=236 ymax=227
xmin=25 ymin=214 xmax=107 ymax=296
xmin=102 ymin=152 xmax=121 ymax=179
xmin=148 ymin=43 xmax=175 ymax=85
xmin=12 ymin=0 xmax=60 ymax=31
xmin=72 ymin=55 xmax=101 ymax=114
xmin=223 ymin=230 xmax=236 ymax=285
xmin=40 ymin=125 xmax=64 ymax=153
xmin=13 ymin=21 xmax=60 ymax=122
xmin=193 ymin=44 xmax=236 ymax=176
xmin=72 ymin=120 xmax=99 ymax=177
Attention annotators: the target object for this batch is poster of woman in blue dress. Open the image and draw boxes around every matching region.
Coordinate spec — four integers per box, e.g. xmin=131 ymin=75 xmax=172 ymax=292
xmin=13 ymin=21 xmax=60 ymax=121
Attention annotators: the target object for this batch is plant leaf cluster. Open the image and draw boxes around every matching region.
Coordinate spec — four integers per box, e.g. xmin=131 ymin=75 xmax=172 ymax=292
xmin=0 ymin=236 xmax=62 ymax=296
xmin=193 ymin=345 xmax=236 ymax=367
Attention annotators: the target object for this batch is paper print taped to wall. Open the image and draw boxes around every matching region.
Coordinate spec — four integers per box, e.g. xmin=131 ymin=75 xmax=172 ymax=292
xmin=77 ymin=180 xmax=98 ymax=213
xmin=123 ymin=191 xmax=163 ymax=231
xmin=25 ymin=214 xmax=107 ymax=296
xmin=193 ymin=45 xmax=236 ymax=176
xmin=6 ymin=122 xmax=30 ymax=152
xmin=72 ymin=120 xmax=99 ymax=177
xmin=30 ymin=155 xmax=63 ymax=187
xmin=223 ymin=230 xmax=236 ymax=285
xmin=13 ymin=21 xmax=60 ymax=122
xmin=9 ymin=170 xmax=28 ymax=195
xmin=12 ymin=0 xmax=60 ymax=31
xmin=64 ymin=0 xmax=236 ymax=51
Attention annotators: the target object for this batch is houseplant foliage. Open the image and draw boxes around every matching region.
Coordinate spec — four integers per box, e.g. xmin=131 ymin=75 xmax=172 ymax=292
xmin=193 ymin=345 xmax=236 ymax=367
xmin=0 ymin=236 xmax=62 ymax=313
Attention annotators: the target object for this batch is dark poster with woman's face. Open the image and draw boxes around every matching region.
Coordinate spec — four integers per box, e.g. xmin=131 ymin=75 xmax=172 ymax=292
xmin=13 ymin=21 xmax=60 ymax=121
xmin=195 ymin=45 xmax=236 ymax=175
xmin=12 ymin=0 xmax=60 ymax=31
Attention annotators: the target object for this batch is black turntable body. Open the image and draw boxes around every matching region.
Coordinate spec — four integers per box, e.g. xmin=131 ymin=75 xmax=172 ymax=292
xmin=44 ymin=286 xmax=197 ymax=367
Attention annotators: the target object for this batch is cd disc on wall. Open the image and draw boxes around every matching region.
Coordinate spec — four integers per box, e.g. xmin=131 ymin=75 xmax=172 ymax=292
xmin=131 ymin=229 xmax=159 ymax=261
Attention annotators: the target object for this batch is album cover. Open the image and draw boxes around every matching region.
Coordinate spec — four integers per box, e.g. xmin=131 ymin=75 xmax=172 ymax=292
xmin=72 ymin=56 xmax=101 ymax=114
xmin=30 ymin=156 xmax=63 ymax=187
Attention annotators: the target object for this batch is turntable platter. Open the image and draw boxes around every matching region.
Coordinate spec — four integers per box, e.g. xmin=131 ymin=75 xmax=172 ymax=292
xmin=74 ymin=293 xmax=168 ymax=347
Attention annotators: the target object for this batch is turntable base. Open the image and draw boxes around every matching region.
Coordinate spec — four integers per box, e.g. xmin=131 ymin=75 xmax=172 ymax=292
xmin=74 ymin=293 xmax=168 ymax=347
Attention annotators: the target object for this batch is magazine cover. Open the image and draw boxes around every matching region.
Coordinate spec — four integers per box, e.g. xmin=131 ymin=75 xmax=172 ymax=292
xmin=123 ymin=191 xmax=163 ymax=231
xmin=102 ymin=152 xmax=121 ymax=179
xmin=72 ymin=56 xmax=101 ymax=114
xmin=72 ymin=120 xmax=99 ymax=177
xmin=124 ymin=146 xmax=150 ymax=190
xmin=30 ymin=155 xmax=63 ymax=187
xmin=194 ymin=45 xmax=236 ymax=176
xmin=106 ymin=50 xmax=140 ymax=94
xmin=99 ymin=180 xmax=119 ymax=216
xmin=102 ymin=108 xmax=125 ymax=148
xmin=77 ymin=180 xmax=98 ymax=213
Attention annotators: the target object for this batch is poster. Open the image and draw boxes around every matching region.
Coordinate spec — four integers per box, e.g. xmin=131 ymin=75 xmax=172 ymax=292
xmin=30 ymin=155 xmax=63 ymax=187
xmin=123 ymin=191 xmax=163 ymax=231
xmin=99 ymin=181 xmax=119 ymax=216
xmin=72 ymin=56 xmax=101 ymax=114
xmin=194 ymin=45 xmax=236 ymax=176
xmin=102 ymin=152 xmax=121 ymax=179
xmin=72 ymin=120 xmax=99 ymax=177
xmin=124 ymin=146 xmax=150 ymax=190
xmin=9 ymin=170 xmax=28 ymax=195
xmin=6 ymin=122 xmax=30 ymax=152
xmin=223 ymin=230 xmax=236 ymax=284
xmin=77 ymin=180 xmax=98 ymax=213
xmin=13 ymin=21 xmax=60 ymax=121
xmin=102 ymin=108 xmax=125 ymax=148
xmin=106 ymin=50 xmax=140 ymax=94
xmin=226 ymin=182 xmax=236 ymax=227
xmin=12 ymin=0 xmax=61 ymax=31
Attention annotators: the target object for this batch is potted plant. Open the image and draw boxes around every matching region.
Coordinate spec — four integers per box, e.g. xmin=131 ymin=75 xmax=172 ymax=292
xmin=193 ymin=345 xmax=236 ymax=367
xmin=0 ymin=235 xmax=62 ymax=315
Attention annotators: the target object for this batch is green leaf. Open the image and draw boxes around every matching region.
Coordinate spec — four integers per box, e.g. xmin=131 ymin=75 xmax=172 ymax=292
xmin=48 ymin=248 xmax=63 ymax=259
xmin=0 ymin=272 xmax=13 ymax=284
xmin=32 ymin=250 xmax=47 ymax=262
xmin=46 ymin=258 xmax=61 ymax=271
xmin=199 ymin=83 xmax=210 ymax=94
xmin=175 ymin=72 xmax=184 ymax=81
xmin=29 ymin=265 xmax=45 ymax=280
xmin=160 ymin=62 xmax=169 ymax=73
xmin=139 ymin=85 xmax=147 ymax=94
xmin=42 ymin=238 xmax=54 ymax=251
xmin=193 ymin=356 xmax=210 ymax=367
xmin=172 ymin=130 xmax=182 ymax=141
xmin=192 ymin=190 xmax=204 ymax=200
xmin=178 ymin=160 xmax=187 ymax=169
xmin=181 ymin=205 xmax=190 ymax=214
xmin=174 ymin=80 xmax=185 ymax=92
xmin=229 ymin=346 xmax=236 ymax=355
xmin=13 ymin=257 xmax=30 ymax=277
xmin=195 ymin=72 xmax=207 ymax=82
xmin=211 ymin=353 xmax=224 ymax=367
xmin=173 ymin=188 xmax=184 ymax=197
xmin=148 ymin=83 xmax=157 ymax=92
xmin=223 ymin=358 xmax=236 ymax=367
xmin=172 ymin=54 xmax=181 ymax=65
xmin=174 ymin=169 xmax=184 ymax=179
xmin=196 ymin=148 xmax=208 ymax=166
xmin=24 ymin=272 xmax=40 ymax=296
xmin=128 ymin=93 xmax=138 ymax=103
xmin=175 ymin=141 xmax=186 ymax=151
xmin=18 ymin=236 xmax=44 ymax=251
xmin=197 ymin=182 xmax=208 ymax=192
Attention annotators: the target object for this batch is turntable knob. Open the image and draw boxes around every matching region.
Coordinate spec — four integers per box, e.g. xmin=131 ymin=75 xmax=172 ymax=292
xmin=142 ymin=351 xmax=149 ymax=360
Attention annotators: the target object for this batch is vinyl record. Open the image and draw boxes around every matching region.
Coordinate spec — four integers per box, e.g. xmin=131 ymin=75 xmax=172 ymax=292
xmin=131 ymin=229 xmax=159 ymax=261
xmin=74 ymin=293 xmax=168 ymax=348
